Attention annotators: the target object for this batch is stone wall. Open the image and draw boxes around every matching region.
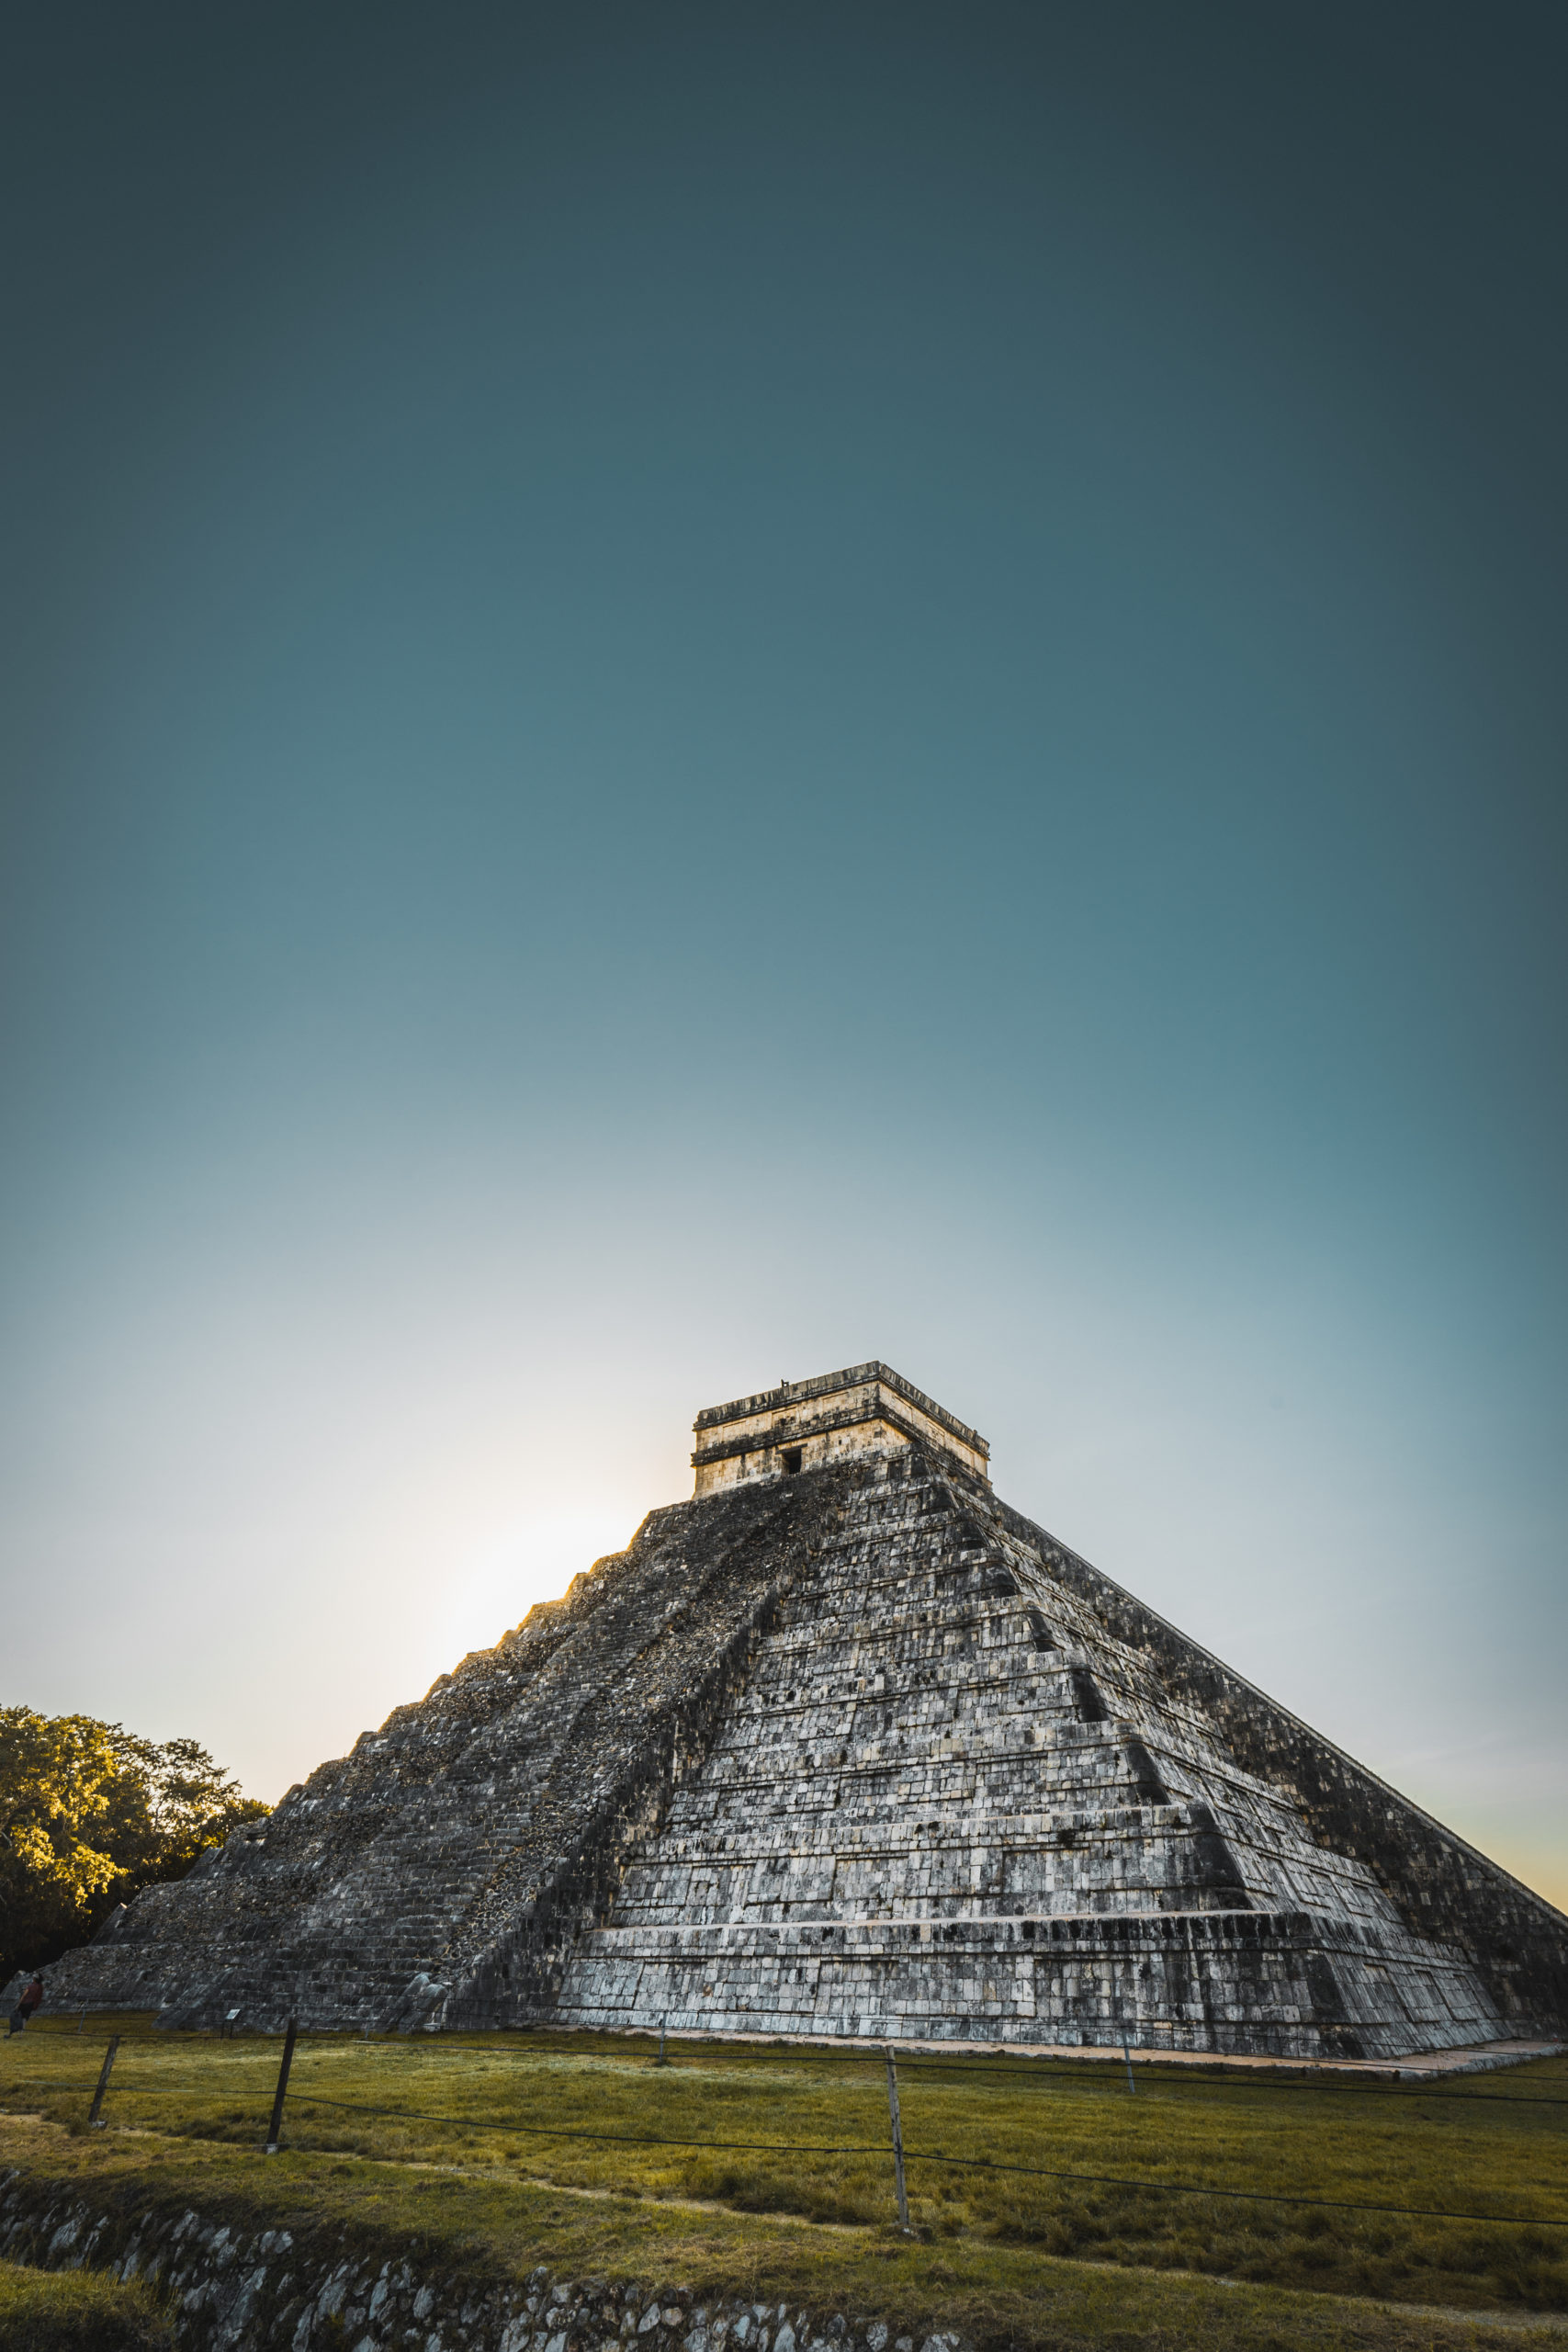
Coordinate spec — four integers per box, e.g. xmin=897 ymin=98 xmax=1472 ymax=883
xmin=0 ymin=2170 xmax=959 ymax=2352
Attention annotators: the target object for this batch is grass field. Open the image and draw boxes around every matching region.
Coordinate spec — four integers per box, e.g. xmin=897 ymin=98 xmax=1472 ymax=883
xmin=2 ymin=2015 xmax=1564 ymax=2349
xmin=0 ymin=2256 xmax=173 ymax=2349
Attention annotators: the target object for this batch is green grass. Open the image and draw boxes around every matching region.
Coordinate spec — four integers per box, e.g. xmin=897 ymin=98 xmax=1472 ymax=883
xmin=0 ymin=2257 xmax=172 ymax=2350
xmin=3 ymin=2015 xmax=1565 ymax=2346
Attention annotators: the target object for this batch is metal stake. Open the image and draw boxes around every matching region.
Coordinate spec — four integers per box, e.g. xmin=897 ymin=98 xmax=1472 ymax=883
xmin=87 ymin=2036 xmax=119 ymax=2129
xmin=265 ymin=2017 xmax=298 ymax=2154
xmin=884 ymin=2045 xmax=911 ymax=2232
xmin=1122 ymin=2036 xmax=1135 ymax=2094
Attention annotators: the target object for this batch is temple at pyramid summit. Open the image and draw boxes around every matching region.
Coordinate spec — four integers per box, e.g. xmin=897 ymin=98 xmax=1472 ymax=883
xmin=23 ymin=1363 xmax=1568 ymax=2058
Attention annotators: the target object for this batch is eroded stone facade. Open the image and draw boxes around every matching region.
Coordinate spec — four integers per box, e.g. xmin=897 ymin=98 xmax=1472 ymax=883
xmin=558 ymin=1455 xmax=1509 ymax=2056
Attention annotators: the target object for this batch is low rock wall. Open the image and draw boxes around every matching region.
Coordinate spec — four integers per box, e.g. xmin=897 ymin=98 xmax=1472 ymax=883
xmin=0 ymin=2170 xmax=964 ymax=2352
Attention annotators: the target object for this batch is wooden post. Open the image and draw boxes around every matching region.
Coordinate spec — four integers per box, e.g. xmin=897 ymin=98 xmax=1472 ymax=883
xmin=265 ymin=2018 xmax=298 ymax=2154
xmin=1122 ymin=2036 xmax=1135 ymax=2094
xmin=884 ymin=2045 xmax=910 ymax=2232
xmin=655 ymin=2015 xmax=669 ymax=2066
xmin=87 ymin=2036 xmax=119 ymax=2129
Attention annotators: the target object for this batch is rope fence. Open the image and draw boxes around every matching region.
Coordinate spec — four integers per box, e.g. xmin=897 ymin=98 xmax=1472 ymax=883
xmin=28 ymin=2024 xmax=1568 ymax=2104
xmin=281 ymin=2086 xmax=1568 ymax=2230
xmin=6 ymin=2023 xmax=1564 ymax=2237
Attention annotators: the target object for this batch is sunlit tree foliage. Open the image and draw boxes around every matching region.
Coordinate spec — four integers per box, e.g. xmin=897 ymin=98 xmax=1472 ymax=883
xmin=0 ymin=1707 xmax=269 ymax=1981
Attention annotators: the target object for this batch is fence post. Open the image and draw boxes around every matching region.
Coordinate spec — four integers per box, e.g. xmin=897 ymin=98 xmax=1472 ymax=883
xmin=1122 ymin=2036 xmax=1135 ymax=2094
xmin=87 ymin=2036 xmax=120 ymax=2129
xmin=265 ymin=2018 xmax=299 ymax=2155
xmin=656 ymin=2015 xmax=669 ymax=2066
xmin=883 ymin=2045 xmax=911 ymax=2233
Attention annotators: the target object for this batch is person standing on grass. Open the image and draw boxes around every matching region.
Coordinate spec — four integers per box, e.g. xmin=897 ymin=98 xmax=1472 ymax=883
xmin=6 ymin=1974 xmax=43 ymax=2035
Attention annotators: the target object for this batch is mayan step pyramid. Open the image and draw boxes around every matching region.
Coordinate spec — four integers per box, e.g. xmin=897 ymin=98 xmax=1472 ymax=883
xmin=27 ymin=1364 xmax=1568 ymax=2057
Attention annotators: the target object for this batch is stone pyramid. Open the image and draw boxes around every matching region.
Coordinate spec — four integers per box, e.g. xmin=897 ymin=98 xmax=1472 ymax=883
xmin=28 ymin=1365 xmax=1567 ymax=2058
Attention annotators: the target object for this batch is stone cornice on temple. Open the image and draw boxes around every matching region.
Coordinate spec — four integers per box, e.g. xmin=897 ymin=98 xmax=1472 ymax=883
xmin=691 ymin=1363 xmax=990 ymax=1493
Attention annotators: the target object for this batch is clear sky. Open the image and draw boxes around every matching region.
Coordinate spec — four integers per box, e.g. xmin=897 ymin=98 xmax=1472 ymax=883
xmin=2 ymin=4 xmax=1563 ymax=1907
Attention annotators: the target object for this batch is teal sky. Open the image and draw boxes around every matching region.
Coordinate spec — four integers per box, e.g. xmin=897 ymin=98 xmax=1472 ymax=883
xmin=3 ymin=5 xmax=1564 ymax=1905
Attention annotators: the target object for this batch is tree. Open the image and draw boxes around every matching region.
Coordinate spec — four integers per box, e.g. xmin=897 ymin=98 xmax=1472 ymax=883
xmin=0 ymin=1707 xmax=269 ymax=1980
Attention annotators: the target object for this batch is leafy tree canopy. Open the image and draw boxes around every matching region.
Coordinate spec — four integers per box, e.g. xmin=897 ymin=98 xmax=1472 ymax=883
xmin=0 ymin=1707 xmax=268 ymax=1981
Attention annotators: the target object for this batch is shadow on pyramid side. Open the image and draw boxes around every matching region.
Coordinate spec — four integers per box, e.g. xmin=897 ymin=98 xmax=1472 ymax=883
xmin=23 ymin=1363 xmax=1568 ymax=2060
